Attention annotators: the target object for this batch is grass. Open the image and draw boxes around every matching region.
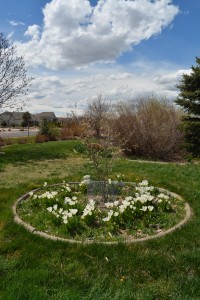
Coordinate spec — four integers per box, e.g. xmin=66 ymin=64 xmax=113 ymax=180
xmin=0 ymin=140 xmax=200 ymax=299
xmin=0 ymin=140 xmax=79 ymax=166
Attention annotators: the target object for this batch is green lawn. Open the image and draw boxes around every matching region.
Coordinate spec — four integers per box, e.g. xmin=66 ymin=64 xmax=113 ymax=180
xmin=0 ymin=141 xmax=200 ymax=299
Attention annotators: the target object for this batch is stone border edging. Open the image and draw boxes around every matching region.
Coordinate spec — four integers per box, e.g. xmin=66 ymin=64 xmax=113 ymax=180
xmin=12 ymin=185 xmax=192 ymax=245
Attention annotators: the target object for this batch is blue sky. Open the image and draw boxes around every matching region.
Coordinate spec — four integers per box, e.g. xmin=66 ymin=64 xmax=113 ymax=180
xmin=0 ymin=0 xmax=199 ymax=115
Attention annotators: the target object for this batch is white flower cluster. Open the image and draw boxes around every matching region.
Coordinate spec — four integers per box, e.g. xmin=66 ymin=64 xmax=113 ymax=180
xmin=32 ymin=177 xmax=173 ymax=231
xmin=79 ymin=175 xmax=91 ymax=186
xmin=61 ymin=184 xmax=71 ymax=192
xmin=33 ymin=191 xmax=58 ymax=200
xmin=118 ymin=197 xmax=136 ymax=213
xmin=64 ymin=196 xmax=77 ymax=205
xmin=62 ymin=209 xmax=78 ymax=224
xmin=158 ymin=193 xmax=170 ymax=200
xmin=136 ymin=180 xmax=154 ymax=194
xmin=102 ymin=180 xmax=165 ymax=221
xmin=47 ymin=204 xmax=78 ymax=224
xmin=103 ymin=210 xmax=114 ymax=222
xmin=105 ymin=201 xmax=119 ymax=208
xmin=134 ymin=194 xmax=154 ymax=204
xmin=140 ymin=206 xmax=154 ymax=212
xmin=155 ymin=193 xmax=170 ymax=204
xmin=81 ymin=199 xmax=95 ymax=219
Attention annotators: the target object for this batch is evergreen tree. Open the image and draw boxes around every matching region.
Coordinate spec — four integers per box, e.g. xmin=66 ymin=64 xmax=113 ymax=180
xmin=176 ymin=57 xmax=200 ymax=114
xmin=22 ymin=111 xmax=32 ymax=137
xmin=175 ymin=57 xmax=200 ymax=156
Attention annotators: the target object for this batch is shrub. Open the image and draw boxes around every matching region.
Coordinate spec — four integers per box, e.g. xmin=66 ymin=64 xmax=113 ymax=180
xmin=48 ymin=124 xmax=60 ymax=141
xmin=35 ymin=134 xmax=49 ymax=143
xmin=112 ymin=97 xmax=183 ymax=160
xmin=0 ymin=137 xmax=5 ymax=147
xmin=17 ymin=137 xmax=28 ymax=144
xmin=40 ymin=119 xmax=60 ymax=141
xmin=60 ymin=117 xmax=86 ymax=140
xmin=74 ymin=142 xmax=87 ymax=154
xmin=3 ymin=138 xmax=13 ymax=145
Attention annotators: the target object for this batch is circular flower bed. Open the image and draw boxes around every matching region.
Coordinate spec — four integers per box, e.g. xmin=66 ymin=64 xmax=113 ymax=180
xmin=14 ymin=176 xmax=191 ymax=243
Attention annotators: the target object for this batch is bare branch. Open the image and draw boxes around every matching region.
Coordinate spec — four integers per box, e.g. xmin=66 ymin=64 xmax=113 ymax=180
xmin=0 ymin=32 xmax=33 ymax=110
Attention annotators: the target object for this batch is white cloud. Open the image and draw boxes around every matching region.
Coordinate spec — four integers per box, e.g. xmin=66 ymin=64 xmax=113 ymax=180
xmin=15 ymin=0 xmax=179 ymax=70
xmin=26 ymin=64 xmax=190 ymax=116
xmin=154 ymin=69 xmax=192 ymax=90
xmin=25 ymin=25 xmax=40 ymax=40
xmin=9 ymin=20 xmax=25 ymax=26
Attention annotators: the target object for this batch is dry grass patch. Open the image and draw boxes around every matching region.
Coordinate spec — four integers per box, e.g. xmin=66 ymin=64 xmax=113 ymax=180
xmin=0 ymin=157 xmax=85 ymax=187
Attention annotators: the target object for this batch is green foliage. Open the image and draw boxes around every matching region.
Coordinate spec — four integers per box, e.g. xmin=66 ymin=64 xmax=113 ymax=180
xmin=74 ymin=142 xmax=87 ymax=154
xmin=176 ymin=57 xmax=200 ymax=115
xmin=40 ymin=119 xmax=60 ymax=140
xmin=176 ymin=57 xmax=200 ymax=156
xmin=40 ymin=118 xmax=50 ymax=136
xmin=48 ymin=122 xmax=60 ymax=140
xmin=181 ymin=118 xmax=200 ymax=156
xmin=22 ymin=111 xmax=31 ymax=127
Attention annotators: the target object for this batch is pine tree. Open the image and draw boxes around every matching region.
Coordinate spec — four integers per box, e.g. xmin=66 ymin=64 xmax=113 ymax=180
xmin=175 ymin=56 xmax=200 ymax=156
xmin=176 ymin=57 xmax=200 ymax=114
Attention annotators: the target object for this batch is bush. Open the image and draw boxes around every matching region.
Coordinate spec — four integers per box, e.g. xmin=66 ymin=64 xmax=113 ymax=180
xmin=40 ymin=119 xmax=60 ymax=141
xmin=0 ymin=137 xmax=5 ymax=147
xmin=35 ymin=134 xmax=49 ymax=143
xmin=48 ymin=123 xmax=60 ymax=141
xmin=112 ymin=97 xmax=183 ymax=160
xmin=3 ymin=138 xmax=14 ymax=145
xmin=74 ymin=142 xmax=87 ymax=154
xmin=60 ymin=118 xmax=85 ymax=140
xmin=17 ymin=137 xmax=28 ymax=144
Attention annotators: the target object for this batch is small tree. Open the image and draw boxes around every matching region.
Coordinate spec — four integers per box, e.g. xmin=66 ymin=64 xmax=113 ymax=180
xmin=22 ymin=111 xmax=32 ymax=136
xmin=85 ymin=95 xmax=110 ymax=139
xmin=39 ymin=119 xmax=60 ymax=141
xmin=0 ymin=33 xmax=33 ymax=110
xmin=175 ymin=57 xmax=200 ymax=156
xmin=40 ymin=118 xmax=50 ymax=136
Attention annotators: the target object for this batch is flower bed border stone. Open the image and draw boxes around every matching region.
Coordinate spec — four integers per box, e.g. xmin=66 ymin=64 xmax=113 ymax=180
xmin=12 ymin=184 xmax=192 ymax=244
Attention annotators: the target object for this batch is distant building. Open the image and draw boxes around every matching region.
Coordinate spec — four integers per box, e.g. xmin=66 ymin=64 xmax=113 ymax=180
xmin=0 ymin=111 xmax=57 ymax=127
xmin=32 ymin=112 xmax=57 ymax=124
xmin=0 ymin=112 xmax=24 ymax=126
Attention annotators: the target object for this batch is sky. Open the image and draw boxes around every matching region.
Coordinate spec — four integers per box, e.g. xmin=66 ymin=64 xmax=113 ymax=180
xmin=0 ymin=0 xmax=200 ymax=116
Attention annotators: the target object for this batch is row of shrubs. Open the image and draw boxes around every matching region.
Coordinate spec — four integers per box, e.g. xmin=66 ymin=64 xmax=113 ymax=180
xmin=0 ymin=119 xmax=84 ymax=147
xmin=0 ymin=133 xmax=80 ymax=147
xmin=0 ymin=97 xmax=193 ymax=161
